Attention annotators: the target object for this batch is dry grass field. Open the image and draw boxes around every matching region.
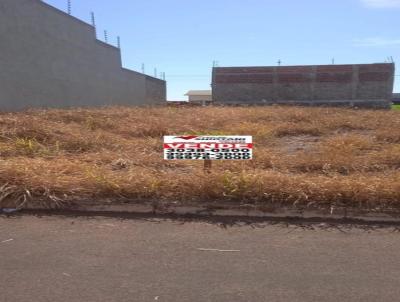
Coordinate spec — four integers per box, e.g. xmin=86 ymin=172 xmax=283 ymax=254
xmin=0 ymin=106 xmax=399 ymax=211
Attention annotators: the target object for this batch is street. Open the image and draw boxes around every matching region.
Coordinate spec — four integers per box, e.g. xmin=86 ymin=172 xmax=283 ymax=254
xmin=1 ymin=214 xmax=400 ymax=302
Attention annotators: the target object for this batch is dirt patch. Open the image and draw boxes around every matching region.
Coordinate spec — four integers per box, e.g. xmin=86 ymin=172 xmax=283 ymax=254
xmin=277 ymin=135 xmax=320 ymax=155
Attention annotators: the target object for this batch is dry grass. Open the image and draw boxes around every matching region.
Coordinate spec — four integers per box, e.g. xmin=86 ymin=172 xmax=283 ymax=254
xmin=0 ymin=105 xmax=399 ymax=211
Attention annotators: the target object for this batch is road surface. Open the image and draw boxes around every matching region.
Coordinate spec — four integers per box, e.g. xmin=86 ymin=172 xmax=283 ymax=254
xmin=1 ymin=214 xmax=400 ymax=302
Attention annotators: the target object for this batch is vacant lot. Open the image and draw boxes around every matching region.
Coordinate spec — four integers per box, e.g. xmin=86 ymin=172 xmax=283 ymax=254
xmin=0 ymin=106 xmax=399 ymax=211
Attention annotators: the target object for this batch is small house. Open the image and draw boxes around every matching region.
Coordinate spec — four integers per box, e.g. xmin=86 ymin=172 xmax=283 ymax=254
xmin=184 ymin=90 xmax=212 ymax=106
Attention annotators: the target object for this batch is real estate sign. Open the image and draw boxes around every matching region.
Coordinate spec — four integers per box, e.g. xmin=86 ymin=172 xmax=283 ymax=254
xmin=164 ymin=136 xmax=252 ymax=160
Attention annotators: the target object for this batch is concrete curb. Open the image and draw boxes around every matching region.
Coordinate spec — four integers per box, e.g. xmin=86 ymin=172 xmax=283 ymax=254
xmin=5 ymin=201 xmax=400 ymax=224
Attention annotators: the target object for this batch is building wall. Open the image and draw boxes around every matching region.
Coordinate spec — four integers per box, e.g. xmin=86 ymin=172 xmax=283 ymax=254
xmin=188 ymin=95 xmax=213 ymax=102
xmin=212 ymin=64 xmax=395 ymax=108
xmin=0 ymin=0 xmax=166 ymax=111
xmin=145 ymin=75 xmax=167 ymax=104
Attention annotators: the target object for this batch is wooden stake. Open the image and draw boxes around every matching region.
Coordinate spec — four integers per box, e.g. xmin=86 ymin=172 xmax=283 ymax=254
xmin=204 ymin=159 xmax=212 ymax=173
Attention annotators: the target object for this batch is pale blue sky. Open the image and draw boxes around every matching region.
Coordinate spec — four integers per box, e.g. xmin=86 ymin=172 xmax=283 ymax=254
xmin=44 ymin=0 xmax=399 ymax=100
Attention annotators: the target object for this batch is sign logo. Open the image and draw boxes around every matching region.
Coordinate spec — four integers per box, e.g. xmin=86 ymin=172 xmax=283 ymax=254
xmin=175 ymin=135 xmax=199 ymax=140
xmin=164 ymin=136 xmax=253 ymax=160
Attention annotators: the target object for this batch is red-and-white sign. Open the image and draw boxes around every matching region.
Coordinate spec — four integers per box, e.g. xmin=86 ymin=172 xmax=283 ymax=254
xmin=164 ymin=136 xmax=253 ymax=160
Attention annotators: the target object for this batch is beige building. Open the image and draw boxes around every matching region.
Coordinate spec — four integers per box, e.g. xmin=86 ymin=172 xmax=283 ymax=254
xmin=185 ymin=90 xmax=212 ymax=106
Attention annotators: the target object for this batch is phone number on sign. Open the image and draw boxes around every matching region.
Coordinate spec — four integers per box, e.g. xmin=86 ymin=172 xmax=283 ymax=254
xmin=165 ymin=148 xmax=252 ymax=160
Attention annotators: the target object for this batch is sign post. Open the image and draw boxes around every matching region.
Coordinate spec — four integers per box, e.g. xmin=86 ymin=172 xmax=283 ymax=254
xmin=203 ymin=159 xmax=212 ymax=173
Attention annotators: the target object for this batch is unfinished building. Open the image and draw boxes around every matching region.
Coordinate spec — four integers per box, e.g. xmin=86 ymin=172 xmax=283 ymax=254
xmin=212 ymin=63 xmax=395 ymax=108
xmin=0 ymin=0 xmax=166 ymax=111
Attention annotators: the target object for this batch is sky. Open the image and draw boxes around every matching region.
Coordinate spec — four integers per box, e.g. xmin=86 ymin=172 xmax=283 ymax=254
xmin=44 ymin=0 xmax=400 ymax=100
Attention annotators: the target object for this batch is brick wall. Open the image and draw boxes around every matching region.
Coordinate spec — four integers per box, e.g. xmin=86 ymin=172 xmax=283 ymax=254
xmin=212 ymin=63 xmax=395 ymax=108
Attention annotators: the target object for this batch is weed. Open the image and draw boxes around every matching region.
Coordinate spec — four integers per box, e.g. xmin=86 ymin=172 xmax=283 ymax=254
xmin=0 ymin=106 xmax=399 ymax=210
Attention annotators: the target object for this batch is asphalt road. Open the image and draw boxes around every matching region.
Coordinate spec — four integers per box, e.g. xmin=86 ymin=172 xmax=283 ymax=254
xmin=1 ymin=214 xmax=400 ymax=302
